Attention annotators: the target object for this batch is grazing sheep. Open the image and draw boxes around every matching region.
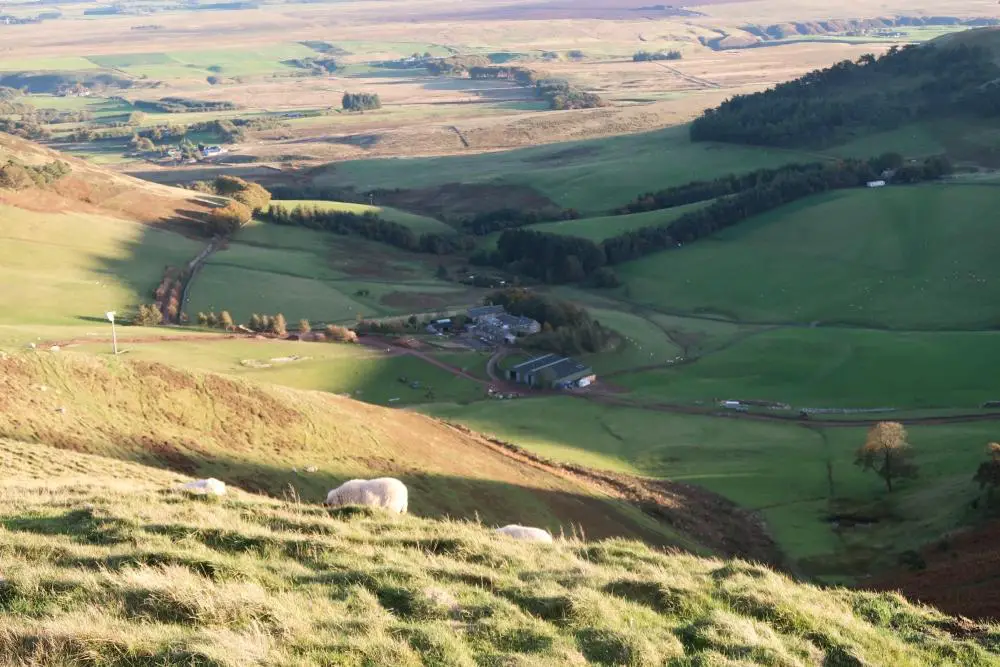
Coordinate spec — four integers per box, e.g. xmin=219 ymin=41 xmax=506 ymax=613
xmin=495 ymin=524 xmax=553 ymax=543
xmin=324 ymin=477 xmax=408 ymax=514
xmin=180 ymin=478 xmax=227 ymax=496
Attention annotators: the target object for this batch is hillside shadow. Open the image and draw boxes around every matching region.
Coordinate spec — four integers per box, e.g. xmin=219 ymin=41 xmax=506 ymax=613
xmin=111 ymin=448 xmax=691 ymax=552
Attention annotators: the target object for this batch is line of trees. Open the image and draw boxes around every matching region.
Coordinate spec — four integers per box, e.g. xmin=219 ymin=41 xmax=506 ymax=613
xmin=342 ymin=92 xmax=381 ymax=112
xmin=475 ymin=154 xmax=951 ymax=282
xmin=261 ymin=204 xmax=474 ymax=255
xmin=459 ymin=207 xmax=580 ymax=235
xmin=690 ymin=43 xmax=1000 ymax=148
xmin=133 ymin=97 xmax=239 ymax=113
xmin=615 ymin=154 xmax=905 ymax=214
xmin=633 ymin=50 xmax=682 ymax=61
xmin=535 ymin=78 xmax=605 ymax=111
xmin=0 ymin=158 xmax=71 ymax=190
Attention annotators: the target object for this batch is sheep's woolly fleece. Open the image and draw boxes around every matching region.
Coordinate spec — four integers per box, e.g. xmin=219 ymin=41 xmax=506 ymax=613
xmin=324 ymin=477 xmax=408 ymax=514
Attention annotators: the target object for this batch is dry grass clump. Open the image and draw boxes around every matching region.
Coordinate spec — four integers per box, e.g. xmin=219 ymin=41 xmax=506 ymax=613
xmin=0 ymin=439 xmax=996 ymax=666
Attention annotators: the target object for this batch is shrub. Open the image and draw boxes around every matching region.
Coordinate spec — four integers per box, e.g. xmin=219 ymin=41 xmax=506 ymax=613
xmin=133 ymin=304 xmax=163 ymax=327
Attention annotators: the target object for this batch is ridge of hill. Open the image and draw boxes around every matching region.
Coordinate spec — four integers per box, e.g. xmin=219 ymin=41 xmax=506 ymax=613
xmin=0 ymin=436 xmax=997 ymax=666
xmin=690 ymin=29 xmax=1000 ymax=150
xmin=0 ymin=131 xmax=214 ymax=225
xmin=0 ymin=350 xmax=779 ymax=563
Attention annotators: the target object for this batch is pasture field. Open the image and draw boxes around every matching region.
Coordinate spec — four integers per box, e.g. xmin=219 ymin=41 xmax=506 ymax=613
xmin=314 ymin=126 xmax=810 ymax=214
xmin=188 ymin=220 xmax=480 ymax=324
xmin=614 ymin=184 xmax=1000 ymax=329
xmin=269 ymin=199 xmax=453 ymax=234
xmin=421 ymin=397 xmax=999 ymax=579
xmin=0 ymin=56 xmax=99 ymax=71
xmin=0 ymin=205 xmax=202 ymax=326
xmin=523 ymin=201 xmax=709 ymax=242
xmin=615 ymin=327 xmax=1000 ymax=411
xmin=70 ymin=337 xmax=485 ymax=406
xmin=579 ymin=307 xmax=682 ymax=374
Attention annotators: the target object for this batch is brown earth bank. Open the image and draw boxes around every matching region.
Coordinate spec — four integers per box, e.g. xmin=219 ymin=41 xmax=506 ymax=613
xmin=871 ymin=520 xmax=1000 ymax=621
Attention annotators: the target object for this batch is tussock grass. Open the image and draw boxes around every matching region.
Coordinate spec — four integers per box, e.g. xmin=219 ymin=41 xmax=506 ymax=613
xmin=0 ymin=440 xmax=996 ymax=666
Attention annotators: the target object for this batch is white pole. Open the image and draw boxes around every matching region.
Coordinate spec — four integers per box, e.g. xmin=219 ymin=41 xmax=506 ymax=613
xmin=106 ymin=311 xmax=118 ymax=355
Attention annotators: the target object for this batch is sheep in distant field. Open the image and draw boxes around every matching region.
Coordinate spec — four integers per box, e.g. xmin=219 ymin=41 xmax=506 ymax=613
xmin=180 ymin=478 xmax=227 ymax=496
xmin=495 ymin=525 xmax=553 ymax=543
xmin=324 ymin=477 xmax=408 ymax=514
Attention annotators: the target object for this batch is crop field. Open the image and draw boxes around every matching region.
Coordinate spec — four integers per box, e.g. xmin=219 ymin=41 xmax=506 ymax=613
xmin=615 ymin=184 xmax=1000 ymax=329
xmin=615 ymin=327 xmax=1000 ymax=411
xmin=0 ymin=205 xmax=202 ymax=326
xmin=269 ymin=199 xmax=453 ymax=234
xmin=421 ymin=396 xmax=999 ymax=579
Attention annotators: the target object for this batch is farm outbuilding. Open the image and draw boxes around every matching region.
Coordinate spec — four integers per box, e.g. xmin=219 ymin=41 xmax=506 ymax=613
xmin=507 ymin=354 xmax=596 ymax=389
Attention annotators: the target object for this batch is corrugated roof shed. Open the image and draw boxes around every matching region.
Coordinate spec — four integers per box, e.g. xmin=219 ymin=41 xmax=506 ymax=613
xmin=510 ymin=353 xmax=561 ymax=374
xmin=469 ymin=305 xmax=505 ymax=318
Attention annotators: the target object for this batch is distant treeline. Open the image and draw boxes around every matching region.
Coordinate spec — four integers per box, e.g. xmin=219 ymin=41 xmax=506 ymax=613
xmin=691 ymin=43 xmax=1000 ymax=148
xmin=342 ymin=92 xmax=381 ymax=112
xmin=261 ymin=204 xmax=473 ymax=255
xmin=283 ymin=57 xmax=338 ymax=74
xmin=475 ymin=154 xmax=951 ymax=283
xmin=133 ymin=97 xmax=239 ymax=114
xmin=68 ymin=118 xmax=250 ymax=145
xmin=458 ymin=207 xmax=580 ymax=235
xmin=427 ymin=61 xmax=604 ymax=110
xmin=632 ymin=50 xmax=682 ymax=61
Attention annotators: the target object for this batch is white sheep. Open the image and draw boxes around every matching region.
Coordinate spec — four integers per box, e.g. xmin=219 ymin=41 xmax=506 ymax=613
xmin=180 ymin=478 xmax=227 ymax=496
xmin=495 ymin=524 xmax=553 ymax=543
xmin=324 ymin=477 xmax=408 ymax=514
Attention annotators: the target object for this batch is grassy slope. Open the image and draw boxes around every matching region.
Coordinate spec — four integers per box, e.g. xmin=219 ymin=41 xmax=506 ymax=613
xmin=0 ymin=205 xmax=203 ymax=326
xmin=0 ymin=352 xmax=679 ymax=547
xmin=188 ymin=221 xmax=471 ymax=324
xmin=269 ymin=199 xmax=454 ymax=235
xmin=421 ymin=398 xmax=999 ymax=581
xmin=523 ymin=201 xmax=710 ymax=242
xmin=616 ymin=327 xmax=1000 ymax=410
xmin=615 ymin=184 xmax=1000 ymax=329
xmin=315 ymin=125 xmax=808 ymax=214
xmin=2 ymin=440 xmax=995 ymax=666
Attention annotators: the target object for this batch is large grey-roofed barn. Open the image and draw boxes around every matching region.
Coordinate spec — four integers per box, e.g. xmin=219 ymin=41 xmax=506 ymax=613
xmin=468 ymin=305 xmax=505 ymax=319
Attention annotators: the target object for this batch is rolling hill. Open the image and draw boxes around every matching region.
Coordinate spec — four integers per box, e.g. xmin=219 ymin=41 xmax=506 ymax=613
xmin=2 ymin=437 xmax=997 ymax=666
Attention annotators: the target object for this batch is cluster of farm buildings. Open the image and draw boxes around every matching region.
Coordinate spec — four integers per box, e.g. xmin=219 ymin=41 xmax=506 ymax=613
xmin=429 ymin=304 xmax=596 ymax=390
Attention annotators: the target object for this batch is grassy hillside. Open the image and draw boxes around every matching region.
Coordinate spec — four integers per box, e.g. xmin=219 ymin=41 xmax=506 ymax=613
xmin=1 ymin=438 xmax=997 ymax=667
xmin=522 ymin=201 xmax=710 ymax=242
xmin=0 ymin=205 xmax=203 ymax=326
xmin=615 ymin=184 xmax=1000 ymax=329
xmin=310 ymin=126 xmax=808 ymax=214
xmin=269 ymin=199 xmax=454 ymax=235
xmin=188 ymin=220 xmax=476 ymax=325
xmin=421 ymin=397 xmax=1000 ymax=582
xmin=0 ymin=350 xmax=775 ymax=554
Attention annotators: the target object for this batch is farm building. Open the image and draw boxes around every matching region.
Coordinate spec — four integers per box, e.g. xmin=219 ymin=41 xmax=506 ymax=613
xmin=507 ymin=354 xmax=596 ymax=389
xmin=468 ymin=305 xmax=505 ymax=320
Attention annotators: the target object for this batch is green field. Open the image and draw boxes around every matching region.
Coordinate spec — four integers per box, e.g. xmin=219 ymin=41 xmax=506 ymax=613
xmin=421 ymin=396 xmax=997 ymax=579
xmin=616 ymin=327 xmax=1000 ymax=411
xmin=72 ymin=337 xmax=485 ymax=406
xmin=269 ymin=199 xmax=454 ymax=234
xmin=313 ymin=125 xmax=810 ymax=213
xmin=0 ymin=56 xmax=100 ymax=71
xmin=0 ymin=205 xmax=202 ymax=326
xmin=615 ymin=184 xmax=1000 ymax=329
xmin=187 ymin=221 xmax=477 ymax=324
xmin=523 ymin=201 xmax=709 ymax=242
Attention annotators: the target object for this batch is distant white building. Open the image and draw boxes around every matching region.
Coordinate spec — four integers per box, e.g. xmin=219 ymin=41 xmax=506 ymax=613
xmin=866 ymin=180 xmax=886 ymax=188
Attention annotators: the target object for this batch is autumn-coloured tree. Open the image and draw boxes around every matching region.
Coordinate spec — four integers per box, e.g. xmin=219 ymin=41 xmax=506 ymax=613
xmin=206 ymin=200 xmax=252 ymax=236
xmin=974 ymin=443 xmax=1000 ymax=507
xmin=220 ymin=311 xmax=234 ymax=331
xmin=298 ymin=319 xmax=311 ymax=335
xmin=272 ymin=313 xmax=288 ymax=337
xmin=855 ymin=421 xmax=918 ymax=493
xmin=248 ymin=313 xmax=263 ymax=332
